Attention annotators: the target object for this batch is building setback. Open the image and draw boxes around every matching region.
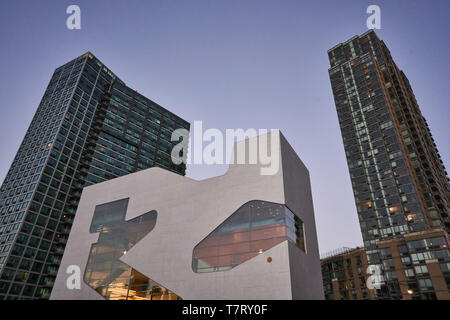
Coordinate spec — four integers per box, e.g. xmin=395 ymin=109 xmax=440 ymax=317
xmin=376 ymin=228 xmax=450 ymax=300
xmin=327 ymin=30 xmax=450 ymax=299
xmin=321 ymin=247 xmax=375 ymax=300
xmin=321 ymin=229 xmax=450 ymax=300
xmin=0 ymin=52 xmax=189 ymax=299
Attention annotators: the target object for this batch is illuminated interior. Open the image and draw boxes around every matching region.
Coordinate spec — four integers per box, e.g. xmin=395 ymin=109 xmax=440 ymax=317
xmin=192 ymin=200 xmax=305 ymax=273
xmin=84 ymin=198 xmax=181 ymax=300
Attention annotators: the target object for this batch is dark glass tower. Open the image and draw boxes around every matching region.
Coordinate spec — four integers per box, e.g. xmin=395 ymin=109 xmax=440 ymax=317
xmin=328 ymin=31 xmax=450 ymax=298
xmin=0 ymin=52 xmax=189 ymax=299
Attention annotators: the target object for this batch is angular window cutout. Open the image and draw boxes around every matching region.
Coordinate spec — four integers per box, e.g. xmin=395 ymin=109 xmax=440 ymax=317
xmin=84 ymin=198 xmax=181 ymax=300
xmin=192 ymin=200 xmax=305 ymax=273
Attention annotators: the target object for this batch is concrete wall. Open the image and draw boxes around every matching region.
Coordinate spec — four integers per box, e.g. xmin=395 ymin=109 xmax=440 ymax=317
xmin=279 ymin=133 xmax=324 ymax=299
xmin=50 ymin=131 xmax=324 ymax=300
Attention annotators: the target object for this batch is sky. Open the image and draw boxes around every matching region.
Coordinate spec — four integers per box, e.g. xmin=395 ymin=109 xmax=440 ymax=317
xmin=0 ymin=0 xmax=448 ymax=255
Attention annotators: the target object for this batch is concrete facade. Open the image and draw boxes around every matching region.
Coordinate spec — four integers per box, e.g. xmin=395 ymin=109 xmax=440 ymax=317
xmin=50 ymin=131 xmax=324 ymax=300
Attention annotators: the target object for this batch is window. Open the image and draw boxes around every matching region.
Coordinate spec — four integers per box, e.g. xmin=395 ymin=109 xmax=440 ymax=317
xmin=418 ymin=278 xmax=433 ymax=290
xmin=404 ymin=268 xmax=414 ymax=277
xmin=84 ymin=198 xmax=180 ymax=300
xmin=440 ymin=263 xmax=450 ymax=273
xmin=414 ymin=265 xmax=428 ymax=275
xmin=192 ymin=200 xmax=306 ymax=273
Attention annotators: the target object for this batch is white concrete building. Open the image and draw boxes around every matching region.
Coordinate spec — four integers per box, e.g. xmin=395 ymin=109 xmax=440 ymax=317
xmin=50 ymin=131 xmax=324 ymax=300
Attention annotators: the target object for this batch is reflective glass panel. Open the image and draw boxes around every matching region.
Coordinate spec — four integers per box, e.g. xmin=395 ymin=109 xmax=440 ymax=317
xmin=84 ymin=198 xmax=181 ymax=300
xmin=192 ymin=200 xmax=305 ymax=273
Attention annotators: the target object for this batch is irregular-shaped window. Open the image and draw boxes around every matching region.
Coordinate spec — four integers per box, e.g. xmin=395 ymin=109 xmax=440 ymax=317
xmin=84 ymin=198 xmax=181 ymax=300
xmin=192 ymin=200 xmax=305 ymax=273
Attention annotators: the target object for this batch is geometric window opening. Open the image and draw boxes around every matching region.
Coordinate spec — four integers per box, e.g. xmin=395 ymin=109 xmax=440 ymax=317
xmin=84 ymin=198 xmax=181 ymax=300
xmin=192 ymin=200 xmax=305 ymax=273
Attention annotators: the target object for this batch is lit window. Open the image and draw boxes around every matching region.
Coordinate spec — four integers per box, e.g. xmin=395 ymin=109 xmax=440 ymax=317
xmin=192 ymin=200 xmax=306 ymax=273
xmin=84 ymin=198 xmax=181 ymax=300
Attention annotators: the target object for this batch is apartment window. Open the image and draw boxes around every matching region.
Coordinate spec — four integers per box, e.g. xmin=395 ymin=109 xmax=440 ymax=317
xmin=404 ymin=268 xmax=414 ymax=278
xmin=414 ymin=265 xmax=428 ymax=275
xmin=418 ymin=278 xmax=433 ymax=290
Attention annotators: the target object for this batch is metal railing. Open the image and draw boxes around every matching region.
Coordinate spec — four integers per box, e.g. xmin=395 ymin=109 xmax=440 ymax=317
xmin=320 ymin=246 xmax=358 ymax=260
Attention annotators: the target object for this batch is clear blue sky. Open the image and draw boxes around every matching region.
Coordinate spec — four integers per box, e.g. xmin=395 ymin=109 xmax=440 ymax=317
xmin=0 ymin=0 xmax=448 ymax=254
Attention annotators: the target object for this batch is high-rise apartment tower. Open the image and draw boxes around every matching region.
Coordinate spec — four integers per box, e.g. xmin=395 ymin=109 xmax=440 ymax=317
xmin=328 ymin=30 xmax=450 ymax=299
xmin=0 ymin=52 xmax=190 ymax=299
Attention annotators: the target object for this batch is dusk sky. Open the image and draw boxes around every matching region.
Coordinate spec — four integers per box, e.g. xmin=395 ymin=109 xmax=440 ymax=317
xmin=0 ymin=0 xmax=448 ymax=254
